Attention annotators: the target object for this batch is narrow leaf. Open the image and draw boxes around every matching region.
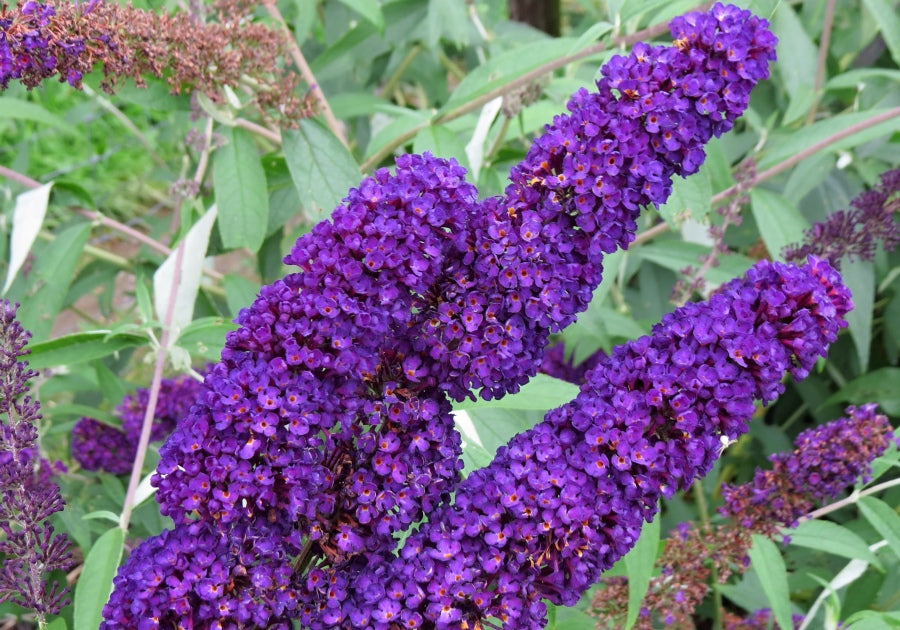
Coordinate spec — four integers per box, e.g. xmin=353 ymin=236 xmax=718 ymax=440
xmin=749 ymin=188 xmax=810 ymax=261
xmin=861 ymin=0 xmax=900 ymax=66
xmin=841 ymin=258 xmax=874 ymax=371
xmin=453 ymin=374 xmax=579 ymax=412
xmin=858 ymin=497 xmax=900 ymax=561
xmin=16 ymin=222 xmax=91 ymax=341
xmin=624 ymin=514 xmax=661 ymax=629
xmin=748 ymin=534 xmax=794 ymax=630
xmin=0 ymin=97 xmax=69 ymax=129
xmin=153 ymin=205 xmax=218 ymax=341
xmin=25 ymin=331 xmax=145 ymax=369
xmin=73 ymin=526 xmax=124 ymax=630
xmin=788 ymin=520 xmax=883 ymax=569
xmin=772 ymin=3 xmax=817 ymax=124
xmin=283 ymin=119 xmax=360 ymax=220
xmin=335 ymin=0 xmax=384 ymax=32
xmin=824 ymin=367 xmax=900 ymax=416
xmin=213 ymin=127 xmax=268 ymax=251
xmin=3 ymin=182 xmax=53 ymax=294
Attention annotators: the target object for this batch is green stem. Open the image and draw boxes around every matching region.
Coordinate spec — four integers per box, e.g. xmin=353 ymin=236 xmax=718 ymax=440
xmin=383 ymin=45 xmax=423 ymax=97
xmin=693 ymin=482 xmax=724 ymax=630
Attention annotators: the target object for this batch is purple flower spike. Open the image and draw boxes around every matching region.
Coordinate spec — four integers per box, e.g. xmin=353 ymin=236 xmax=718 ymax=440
xmin=328 ymin=258 xmax=849 ymax=630
xmin=0 ymin=301 xmax=74 ymax=621
xmin=721 ymin=403 xmax=897 ymax=528
xmin=100 ymin=517 xmax=303 ymax=630
xmin=406 ymin=1 xmax=777 ymax=401
xmin=71 ymin=370 xmax=207 ymax=474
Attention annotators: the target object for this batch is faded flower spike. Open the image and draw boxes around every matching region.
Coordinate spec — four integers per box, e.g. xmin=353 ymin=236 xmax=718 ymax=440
xmin=784 ymin=168 xmax=900 ymax=267
xmin=0 ymin=0 xmax=312 ymax=123
xmin=590 ymin=405 xmax=895 ymax=628
xmin=0 ymin=301 xmax=74 ymax=622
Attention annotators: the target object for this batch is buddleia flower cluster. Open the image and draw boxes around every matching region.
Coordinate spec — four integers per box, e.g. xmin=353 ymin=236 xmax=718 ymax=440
xmin=0 ymin=0 xmax=312 ymax=123
xmin=0 ymin=301 xmax=74 ymax=623
xmin=101 ymin=5 xmax=787 ymax=629
xmin=71 ymin=370 xmax=207 ymax=474
xmin=589 ymin=404 xmax=896 ymax=628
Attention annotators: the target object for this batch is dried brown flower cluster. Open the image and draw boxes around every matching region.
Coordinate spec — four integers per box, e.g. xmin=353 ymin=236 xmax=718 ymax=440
xmin=0 ymin=0 xmax=313 ymax=124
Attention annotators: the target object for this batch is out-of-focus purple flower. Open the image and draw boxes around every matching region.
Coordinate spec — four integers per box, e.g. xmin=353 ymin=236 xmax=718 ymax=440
xmin=0 ymin=301 xmax=74 ymax=621
xmin=538 ymin=342 xmax=607 ymax=385
xmin=71 ymin=417 xmax=133 ymax=474
xmin=71 ymin=371 xmax=206 ymax=474
xmin=721 ymin=403 xmax=898 ymax=528
xmin=784 ymin=168 xmax=900 ymax=267
xmin=322 ymin=257 xmax=849 ymax=629
xmin=591 ymin=404 xmax=895 ymax=628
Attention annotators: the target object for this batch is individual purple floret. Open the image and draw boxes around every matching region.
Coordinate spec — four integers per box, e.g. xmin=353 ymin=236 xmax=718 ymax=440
xmin=101 ymin=516 xmax=304 ymax=630
xmin=784 ymin=168 xmax=899 ymax=267
xmin=404 ymin=1 xmax=777 ymax=402
xmin=320 ymin=257 xmax=850 ymax=629
xmin=721 ymin=403 xmax=898 ymax=528
xmin=0 ymin=301 xmax=74 ymax=622
xmin=71 ymin=371 xmax=206 ymax=474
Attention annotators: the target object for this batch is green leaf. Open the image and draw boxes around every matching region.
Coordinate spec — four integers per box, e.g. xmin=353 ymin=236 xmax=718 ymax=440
xmin=16 ymin=222 xmax=92 ymax=341
xmin=636 ymin=241 xmax=755 ymax=286
xmin=74 ymin=526 xmax=124 ymax=630
xmin=213 ymin=126 xmax=269 ymax=251
xmin=175 ymin=316 xmax=238 ymax=359
xmin=567 ymin=22 xmax=614 ymax=56
xmin=3 ymin=181 xmax=53 ymax=294
xmin=757 ymin=110 xmax=900 ymax=171
xmin=824 ymin=367 xmax=900 ymax=416
xmin=624 ymin=514 xmax=661 ymax=629
xmin=861 ymin=0 xmax=900 ymax=66
xmin=841 ymin=259 xmax=874 ymax=371
xmin=82 ymin=510 xmax=122 ymax=524
xmin=0 ymin=97 xmax=70 ymax=129
xmin=412 ymin=125 xmax=470 ymax=172
xmin=363 ymin=109 xmax=430 ymax=163
xmin=426 ymin=0 xmax=471 ymax=48
xmin=335 ymin=0 xmax=384 ymax=32
xmin=283 ymin=119 xmax=360 ymax=221
xmin=771 ymin=3 xmax=817 ymax=124
xmin=657 ymin=166 xmax=712 ymax=226
xmin=438 ymin=38 xmax=580 ymax=116
xmin=826 ymin=68 xmax=900 ymax=90
xmin=858 ymin=497 xmax=900 ymax=562
xmin=788 ymin=520 xmax=883 ymax=570
xmin=224 ymin=274 xmax=260 ymax=318
xmin=453 ymin=374 xmax=579 ymax=412
xmin=43 ymin=403 xmax=119 ymax=426
xmin=749 ymin=188 xmax=810 ymax=261
xmin=748 ymin=534 xmax=794 ymax=630
xmin=25 ymin=331 xmax=146 ymax=369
